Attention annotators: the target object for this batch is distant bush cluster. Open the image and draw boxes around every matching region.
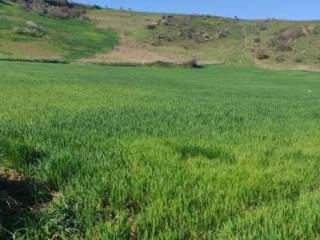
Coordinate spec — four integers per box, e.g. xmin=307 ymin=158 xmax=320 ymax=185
xmin=268 ymin=28 xmax=306 ymax=51
xmin=255 ymin=21 xmax=268 ymax=31
xmin=12 ymin=20 xmax=46 ymax=37
xmin=148 ymin=15 xmax=231 ymax=46
xmin=268 ymin=25 xmax=320 ymax=52
xmin=12 ymin=0 xmax=87 ymax=19
xmin=254 ymin=48 xmax=269 ymax=60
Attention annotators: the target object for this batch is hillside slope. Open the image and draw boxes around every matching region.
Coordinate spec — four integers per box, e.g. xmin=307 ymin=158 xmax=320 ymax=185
xmin=83 ymin=9 xmax=320 ymax=71
xmin=0 ymin=0 xmax=117 ymax=61
xmin=1 ymin=1 xmax=320 ymax=70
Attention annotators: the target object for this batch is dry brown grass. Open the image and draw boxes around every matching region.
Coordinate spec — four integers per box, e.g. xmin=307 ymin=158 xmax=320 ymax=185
xmin=80 ymin=10 xmax=228 ymax=65
xmin=79 ymin=10 xmax=190 ymax=64
xmin=78 ymin=39 xmax=187 ymax=64
xmin=254 ymin=59 xmax=320 ymax=72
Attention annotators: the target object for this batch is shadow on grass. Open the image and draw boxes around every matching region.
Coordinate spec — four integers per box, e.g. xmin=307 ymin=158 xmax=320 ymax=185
xmin=0 ymin=169 xmax=53 ymax=239
xmin=169 ymin=143 xmax=236 ymax=163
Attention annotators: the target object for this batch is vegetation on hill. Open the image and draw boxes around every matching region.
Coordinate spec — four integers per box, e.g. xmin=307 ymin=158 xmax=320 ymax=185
xmin=1 ymin=0 xmax=319 ymax=70
xmin=85 ymin=9 xmax=320 ymax=70
xmin=0 ymin=0 xmax=117 ymax=61
xmin=1 ymin=61 xmax=320 ymax=239
xmin=12 ymin=0 xmax=87 ymax=19
xmin=85 ymin=10 xmax=248 ymax=65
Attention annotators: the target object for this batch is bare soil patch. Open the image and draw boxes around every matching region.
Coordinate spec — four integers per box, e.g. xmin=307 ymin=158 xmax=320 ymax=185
xmin=0 ymin=168 xmax=55 ymax=239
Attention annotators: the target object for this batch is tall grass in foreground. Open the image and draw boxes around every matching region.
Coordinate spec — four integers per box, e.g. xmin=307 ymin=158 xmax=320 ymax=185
xmin=1 ymin=62 xmax=320 ymax=239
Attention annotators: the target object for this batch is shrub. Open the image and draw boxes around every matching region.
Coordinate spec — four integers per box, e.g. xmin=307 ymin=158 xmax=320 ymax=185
xmin=275 ymin=55 xmax=286 ymax=63
xmin=255 ymin=48 xmax=269 ymax=60
xmin=146 ymin=23 xmax=157 ymax=30
xmin=268 ymin=37 xmax=292 ymax=51
xmin=268 ymin=27 xmax=305 ymax=52
xmin=278 ymin=28 xmax=305 ymax=41
xmin=302 ymin=25 xmax=320 ymax=35
xmin=268 ymin=36 xmax=277 ymax=48
xmin=12 ymin=27 xmax=43 ymax=38
xmin=30 ymin=0 xmax=47 ymax=15
xmin=313 ymin=25 xmax=320 ymax=34
xmin=254 ymin=37 xmax=261 ymax=43
xmin=275 ymin=40 xmax=292 ymax=51
xmin=255 ymin=21 xmax=267 ymax=31
xmin=12 ymin=21 xmax=46 ymax=38
xmin=216 ymin=28 xmax=230 ymax=39
xmin=183 ymin=57 xmax=202 ymax=68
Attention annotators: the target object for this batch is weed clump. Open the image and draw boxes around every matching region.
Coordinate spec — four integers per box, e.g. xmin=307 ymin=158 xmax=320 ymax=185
xmin=254 ymin=37 xmax=261 ymax=44
xmin=216 ymin=28 xmax=230 ymax=39
xmin=268 ymin=27 xmax=306 ymax=52
xmin=146 ymin=23 xmax=157 ymax=30
xmin=255 ymin=48 xmax=269 ymax=60
xmin=2 ymin=141 xmax=47 ymax=168
xmin=275 ymin=55 xmax=286 ymax=63
xmin=12 ymin=21 xmax=46 ymax=37
xmin=183 ymin=57 xmax=203 ymax=68
xmin=255 ymin=21 xmax=267 ymax=31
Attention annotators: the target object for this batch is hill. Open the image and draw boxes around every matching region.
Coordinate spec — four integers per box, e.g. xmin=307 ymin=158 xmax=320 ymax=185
xmin=84 ymin=9 xmax=320 ymax=71
xmin=0 ymin=0 xmax=117 ymax=61
xmin=0 ymin=0 xmax=320 ymax=69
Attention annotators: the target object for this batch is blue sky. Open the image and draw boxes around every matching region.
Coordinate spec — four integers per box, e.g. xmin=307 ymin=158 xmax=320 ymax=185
xmin=74 ymin=0 xmax=319 ymax=20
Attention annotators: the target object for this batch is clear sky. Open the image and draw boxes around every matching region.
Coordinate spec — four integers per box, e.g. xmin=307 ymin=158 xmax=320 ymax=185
xmin=74 ymin=0 xmax=319 ymax=20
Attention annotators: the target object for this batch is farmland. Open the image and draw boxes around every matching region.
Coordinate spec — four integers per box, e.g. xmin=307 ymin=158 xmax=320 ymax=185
xmin=1 ymin=0 xmax=320 ymax=238
xmin=1 ymin=61 xmax=320 ymax=239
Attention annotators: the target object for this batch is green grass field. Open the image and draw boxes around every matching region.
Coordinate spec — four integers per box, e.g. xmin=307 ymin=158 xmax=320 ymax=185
xmin=1 ymin=61 xmax=320 ymax=239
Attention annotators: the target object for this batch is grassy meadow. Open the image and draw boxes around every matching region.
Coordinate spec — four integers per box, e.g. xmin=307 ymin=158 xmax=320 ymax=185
xmin=1 ymin=61 xmax=320 ymax=239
